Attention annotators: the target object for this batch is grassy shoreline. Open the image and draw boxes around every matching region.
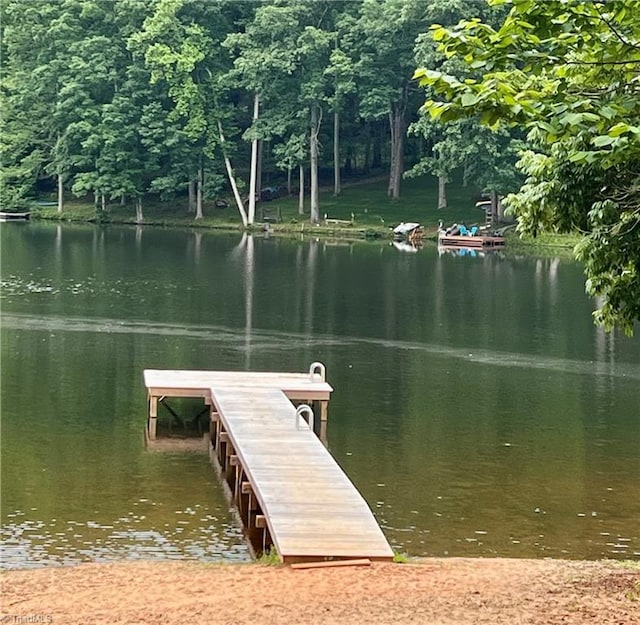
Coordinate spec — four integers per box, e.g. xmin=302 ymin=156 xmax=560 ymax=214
xmin=27 ymin=176 xmax=581 ymax=253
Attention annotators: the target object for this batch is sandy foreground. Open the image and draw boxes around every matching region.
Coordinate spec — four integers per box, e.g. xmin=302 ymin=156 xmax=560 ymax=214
xmin=1 ymin=558 xmax=639 ymax=625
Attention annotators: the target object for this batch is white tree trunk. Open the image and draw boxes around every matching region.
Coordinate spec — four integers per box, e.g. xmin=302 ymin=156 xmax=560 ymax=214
xmin=217 ymin=120 xmax=248 ymax=227
xmin=310 ymin=104 xmax=320 ymax=224
xmin=287 ymin=165 xmax=292 ymax=196
xmin=57 ymin=174 xmax=64 ymax=214
xmin=248 ymin=93 xmax=260 ymax=225
xmin=257 ymin=139 xmax=263 ymax=197
xmin=135 ymin=197 xmax=143 ymax=224
xmin=298 ymin=165 xmax=305 ymax=215
xmin=196 ymin=166 xmax=203 ymax=220
xmin=438 ymin=175 xmax=448 ymax=210
xmin=333 ymin=110 xmax=341 ymax=196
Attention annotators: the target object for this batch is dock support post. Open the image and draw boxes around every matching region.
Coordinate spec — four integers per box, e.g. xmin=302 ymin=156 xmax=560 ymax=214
xmin=320 ymin=400 xmax=328 ymax=424
xmin=209 ymin=407 xmax=219 ymax=447
xmin=148 ymin=395 xmax=158 ymax=441
xmin=320 ymin=400 xmax=328 ymax=446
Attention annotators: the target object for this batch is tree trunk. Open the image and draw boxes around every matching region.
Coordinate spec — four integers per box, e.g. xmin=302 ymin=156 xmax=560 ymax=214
xmin=363 ymin=122 xmax=372 ymax=175
xmin=217 ymin=120 xmax=248 ymax=227
xmin=438 ymin=175 xmax=448 ymax=210
xmin=94 ymin=191 xmax=99 ymax=211
xmin=101 ymin=194 xmax=106 ymax=212
xmin=135 ymin=197 xmax=143 ymax=224
xmin=333 ymin=110 xmax=341 ymax=196
xmin=344 ymin=147 xmax=353 ymax=176
xmin=195 ymin=164 xmax=204 ymax=219
xmin=248 ymin=93 xmax=260 ymax=225
xmin=298 ymin=165 xmax=305 ymax=215
xmin=372 ymin=121 xmax=383 ymax=170
xmin=57 ymin=174 xmax=64 ymax=214
xmin=120 ymin=195 xmax=126 ymax=206
xmin=257 ymin=139 xmax=263 ymax=195
xmin=287 ymin=165 xmax=292 ymax=196
xmin=387 ymin=104 xmax=406 ymax=200
xmin=309 ymin=103 xmax=320 ymax=224
xmin=490 ymin=189 xmax=500 ymax=226
xmin=188 ymin=179 xmax=196 ymax=213
xmin=388 ymin=112 xmax=397 ymax=198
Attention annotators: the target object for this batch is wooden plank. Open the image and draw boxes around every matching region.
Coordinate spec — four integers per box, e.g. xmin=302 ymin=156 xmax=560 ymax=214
xmin=144 ymin=369 xmax=333 ymax=391
xmin=291 ymin=559 xmax=371 ymax=570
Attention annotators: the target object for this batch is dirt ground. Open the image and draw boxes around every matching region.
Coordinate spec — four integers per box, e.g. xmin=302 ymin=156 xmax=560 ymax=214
xmin=1 ymin=558 xmax=639 ymax=625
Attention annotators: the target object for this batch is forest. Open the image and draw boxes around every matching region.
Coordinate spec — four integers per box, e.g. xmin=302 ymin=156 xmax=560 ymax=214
xmin=1 ymin=0 xmax=517 ymax=224
xmin=1 ymin=0 xmax=639 ymax=333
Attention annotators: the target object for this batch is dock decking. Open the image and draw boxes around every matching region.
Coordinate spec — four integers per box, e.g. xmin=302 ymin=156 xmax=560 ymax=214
xmin=144 ymin=365 xmax=333 ymax=441
xmin=143 ymin=364 xmax=394 ymax=564
xmin=438 ymin=232 xmax=505 ymax=248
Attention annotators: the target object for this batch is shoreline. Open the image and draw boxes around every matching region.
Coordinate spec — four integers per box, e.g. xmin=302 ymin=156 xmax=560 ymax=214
xmin=2 ymin=557 xmax=638 ymax=624
xmin=24 ymin=212 xmax=580 ymax=254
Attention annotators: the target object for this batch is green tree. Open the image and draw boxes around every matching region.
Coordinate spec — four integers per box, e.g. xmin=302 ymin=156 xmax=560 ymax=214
xmin=130 ymin=0 xmax=249 ymax=222
xmin=1 ymin=0 xmax=158 ymax=219
xmin=415 ymin=0 xmax=640 ymax=334
xmin=225 ymin=1 xmax=332 ymax=224
xmin=325 ymin=5 xmax=359 ymax=197
xmin=351 ymin=0 xmax=428 ymax=200
xmin=1 ymin=0 xmax=74 ymax=211
xmin=223 ymin=1 xmax=303 ymax=223
xmin=409 ymin=0 xmax=520 ymax=214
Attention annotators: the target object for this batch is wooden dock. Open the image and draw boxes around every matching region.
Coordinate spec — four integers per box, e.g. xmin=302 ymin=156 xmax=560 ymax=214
xmin=144 ymin=364 xmax=333 ymax=442
xmin=143 ymin=364 xmax=394 ymax=564
xmin=438 ymin=231 xmax=505 ymax=248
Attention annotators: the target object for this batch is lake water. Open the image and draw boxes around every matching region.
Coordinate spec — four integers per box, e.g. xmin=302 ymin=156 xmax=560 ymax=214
xmin=1 ymin=222 xmax=639 ymax=568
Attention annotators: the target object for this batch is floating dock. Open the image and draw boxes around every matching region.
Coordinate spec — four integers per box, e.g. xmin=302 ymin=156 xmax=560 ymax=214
xmin=438 ymin=232 xmax=505 ymax=248
xmin=0 ymin=211 xmax=30 ymax=222
xmin=143 ymin=364 xmax=394 ymax=564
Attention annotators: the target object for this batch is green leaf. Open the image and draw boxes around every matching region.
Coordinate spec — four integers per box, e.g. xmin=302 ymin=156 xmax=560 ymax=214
xmin=460 ymin=93 xmax=479 ymax=107
xmin=608 ymin=122 xmax=630 ymax=137
xmin=592 ymin=135 xmax=615 ymax=147
xmin=559 ymin=112 xmax=584 ymax=127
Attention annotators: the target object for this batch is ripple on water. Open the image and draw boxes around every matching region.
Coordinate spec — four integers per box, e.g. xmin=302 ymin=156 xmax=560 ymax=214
xmin=3 ymin=312 xmax=640 ymax=380
xmin=0 ymin=510 xmax=250 ymax=570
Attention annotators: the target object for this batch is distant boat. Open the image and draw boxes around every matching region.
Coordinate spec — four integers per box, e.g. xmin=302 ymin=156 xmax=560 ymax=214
xmin=0 ymin=211 xmax=30 ymax=222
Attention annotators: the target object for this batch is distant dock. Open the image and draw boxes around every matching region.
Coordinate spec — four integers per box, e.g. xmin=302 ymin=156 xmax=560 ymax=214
xmin=143 ymin=364 xmax=394 ymax=564
xmin=0 ymin=211 xmax=30 ymax=222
